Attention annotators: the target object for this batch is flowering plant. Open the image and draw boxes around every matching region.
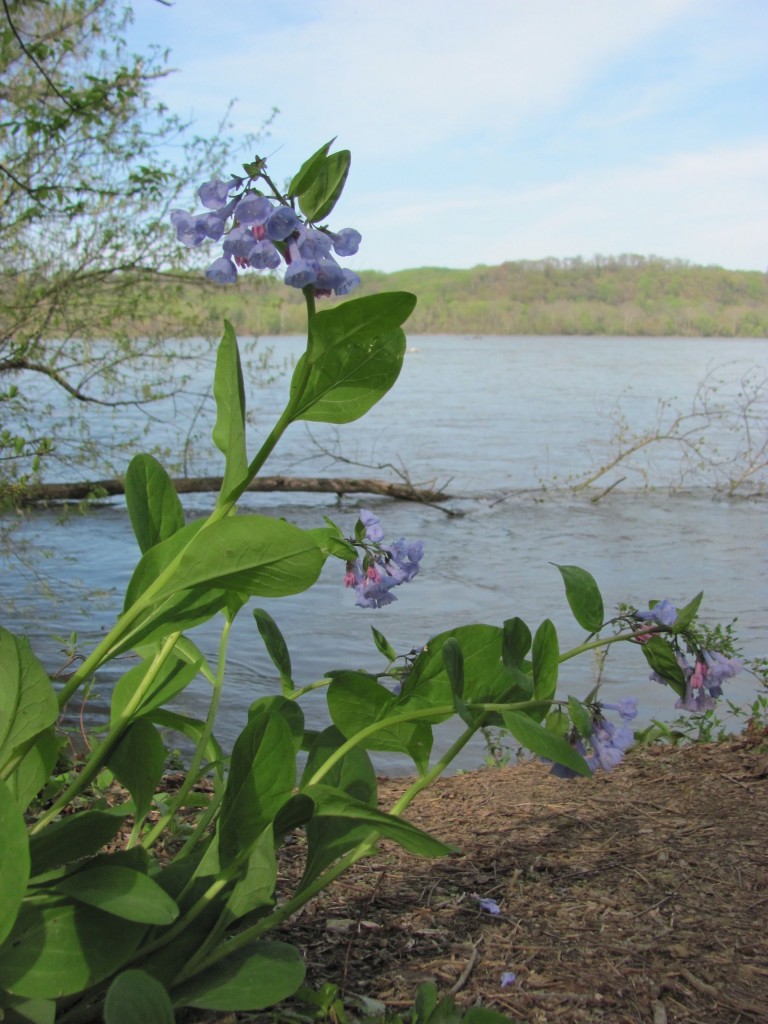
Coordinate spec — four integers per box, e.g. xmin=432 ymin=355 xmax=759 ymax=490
xmin=0 ymin=142 xmax=746 ymax=1022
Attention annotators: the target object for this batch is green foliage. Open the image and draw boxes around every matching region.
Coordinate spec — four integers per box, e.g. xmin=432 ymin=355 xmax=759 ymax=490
xmin=124 ymin=257 xmax=768 ymax=341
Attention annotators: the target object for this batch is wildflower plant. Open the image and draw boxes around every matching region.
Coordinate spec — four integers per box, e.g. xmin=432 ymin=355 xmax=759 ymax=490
xmin=0 ymin=141 xmax=748 ymax=1022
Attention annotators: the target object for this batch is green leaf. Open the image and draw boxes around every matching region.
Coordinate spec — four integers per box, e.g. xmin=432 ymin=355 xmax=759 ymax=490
xmin=402 ymin=625 xmax=531 ymax=723
xmin=113 ymin=585 xmax=230 ymax=656
xmin=287 ymin=138 xmax=335 ymax=197
xmin=0 ymin=995 xmax=56 ymax=1024
xmin=502 ymin=711 xmax=592 ymax=777
xmin=107 ymin=719 xmax=166 ymax=820
xmin=110 ymin=653 xmax=203 ymax=726
xmin=0 ymin=902 xmax=146 ymax=998
xmin=640 ymin=636 xmax=687 ymax=697
xmin=553 ymin=563 xmax=605 ymax=633
xmin=212 ymin=321 xmax=248 ymax=505
xmin=464 ymin=1007 xmax=519 ymax=1024
xmin=298 ymin=726 xmax=377 ymax=890
xmin=567 ymin=695 xmax=594 ymax=738
xmin=29 ymin=808 xmax=127 ymax=876
xmin=501 ymin=617 xmax=532 ymax=668
xmin=290 ymin=292 xmax=416 ymax=424
xmin=544 ymin=706 xmax=570 ymax=738
xmin=441 ymin=638 xmax=479 ymax=727
xmin=441 ymin=638 xmax=464 ymax=698
xmin=225 ymin=826 xmax=277 ymax=921
xmin=125 ymin=516 xmax=328 ymax=608
xmin=672 ymin=590 xmax=704 ymax=633
xmin=303 ymin=785 xmax=455 ymax=858
xmin=105 ymin=970 xmax=175 ymax=1024
xmin=174 ymin=940 xmax=305 ymax=1011
xmin=145 ymin=710 xmax=224 ymax=765
xmin=327 ymin=672 xmax=432 ymax=774
xmin=247 ymin=696 xmax=305 ymax=754
xmin=531 ymin=619 xmax=559 ymax=712
xmin=253 ymin=608 xmax=293 ymax=693
xmin=297 ymin=149 xmax=350 ymax=221
xmin=0 ymin=779 xmax=30 ymax=946
xmin=218 ymin=712 xmax=296 ymax=868
xmin=413 ymin=982 xmax=438 ymax=1024
xmin=55 ymin=865 xmax=179 ymax=924
xmin=370 ymin=625 xmax=397 ymax=662
xmin=124 ymin=454 xmax=185 ymax=555
xmin=0 ymin=627 xmax=58 ymax=772
xmin=6 ymin=726 xmax=61 ymax=813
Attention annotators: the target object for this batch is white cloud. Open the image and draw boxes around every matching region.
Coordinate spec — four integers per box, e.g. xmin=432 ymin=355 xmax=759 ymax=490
xmin=145 ymin=0 xmax=698 ymax=162
xmin=343 ymin=141 xmax=768 ymax=271
xmin=129 ymin=0 xmax=766 ymax=271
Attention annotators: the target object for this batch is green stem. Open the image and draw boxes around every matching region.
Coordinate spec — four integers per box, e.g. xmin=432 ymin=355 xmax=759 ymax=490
xmin=389 ymin=723 xmax=479 ymax=816
xmin=559 ymin=626 xmax=658 ymax=664
xmin=288 ymin=677 xmax=332 ymax=700
xmin=306 ymin=699 xmax=550 ymax=787
xmin=170 ymin=721 xmax=488 ymax=988
xmin=30 ymin=633 xmax=180 ymax=834
xmin=141 ymin=618 xmax=233 ymax=850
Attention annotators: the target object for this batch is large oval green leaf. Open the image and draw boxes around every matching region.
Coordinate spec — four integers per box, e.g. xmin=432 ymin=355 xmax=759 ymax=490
xmin=174 ymin=940 xmax=305 ymax=1011
xmin=290 ymin=292 xmax=416 ymax=424
xmin=55 ymin=865 xmax=179 ymax=924
xmin=0 ymin=627 xmax=58 ymax=771
xmin=105 ymin=970 xmax=175 ymax=1024
xmin=553 ymin=563 xmax=605 ymax=633
xmin=0 ymin=902 xmax=145 ymax=998
xmin=0 ymin=779 xmax=29 ymax=946
xmin=125 ymin=516 xmax=327 ymax=609
xmin=125 ymin=454 xmax=185 ymax=555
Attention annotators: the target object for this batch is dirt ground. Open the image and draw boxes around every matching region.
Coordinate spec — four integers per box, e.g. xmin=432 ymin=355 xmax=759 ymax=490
xmin=264 ymin=732 xmax=768 ymax=1024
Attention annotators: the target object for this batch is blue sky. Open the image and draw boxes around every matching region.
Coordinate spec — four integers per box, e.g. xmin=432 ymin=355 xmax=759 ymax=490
xmin=127 ymin=0 xmax=767 ymax=273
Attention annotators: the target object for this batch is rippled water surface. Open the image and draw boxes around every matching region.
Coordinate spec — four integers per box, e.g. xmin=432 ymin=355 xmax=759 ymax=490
xmin=4 ymin=335 xmax=766 ymax=772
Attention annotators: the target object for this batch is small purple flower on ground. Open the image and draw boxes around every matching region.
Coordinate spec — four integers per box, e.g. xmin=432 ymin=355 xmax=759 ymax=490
xmin=500 ymin=972 xmax=517 ymax=988
xmin=473 ymin=895 xmax=501 ymax=915
xmin=636 ymin=599 xmax=678 ymax=627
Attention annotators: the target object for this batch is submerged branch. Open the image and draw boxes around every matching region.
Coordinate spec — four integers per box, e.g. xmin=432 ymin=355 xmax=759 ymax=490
xmin=16 ymin=474 xmax=451 ymax=506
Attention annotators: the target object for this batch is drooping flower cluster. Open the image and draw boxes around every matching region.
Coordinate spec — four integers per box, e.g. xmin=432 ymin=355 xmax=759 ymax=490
xmin=170 ymin=176 xmax=362 ymax=296
xmin=649 ymin=648 xmax=744 ymax=712
xmin=549 ymin=697 xmax=638 ymax=778
xmin=636 ymin=599 xmax=744 ymax=711
xmin=344 ymin=509 xmax=424 ymax=609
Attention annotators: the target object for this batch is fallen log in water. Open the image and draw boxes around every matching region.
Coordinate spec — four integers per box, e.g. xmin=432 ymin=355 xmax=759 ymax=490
xmin=18 ymin=475 xmax=450 ymax=506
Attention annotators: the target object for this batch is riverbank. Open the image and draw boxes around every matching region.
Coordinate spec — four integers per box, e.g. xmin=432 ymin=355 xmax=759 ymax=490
xmin=262 ymin=733 xmax=768 ymax=1023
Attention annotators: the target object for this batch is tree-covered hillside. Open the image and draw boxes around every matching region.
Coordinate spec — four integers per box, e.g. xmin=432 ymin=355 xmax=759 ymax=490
xmin=153 ymin=255 xmax=768 ymax=339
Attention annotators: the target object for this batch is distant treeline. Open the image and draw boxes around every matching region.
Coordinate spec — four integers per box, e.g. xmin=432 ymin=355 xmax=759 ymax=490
xmin=138 ymin=255 xmax=768 ymax=338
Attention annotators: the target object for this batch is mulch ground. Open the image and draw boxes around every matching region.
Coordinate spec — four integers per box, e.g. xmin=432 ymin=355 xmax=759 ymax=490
xmin=257 ymin=733 xmax=768 ymax=1024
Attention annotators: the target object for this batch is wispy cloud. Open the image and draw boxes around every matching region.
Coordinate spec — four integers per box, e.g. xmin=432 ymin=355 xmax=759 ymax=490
xmin=128 ymin=0 xmax=768 ymax=271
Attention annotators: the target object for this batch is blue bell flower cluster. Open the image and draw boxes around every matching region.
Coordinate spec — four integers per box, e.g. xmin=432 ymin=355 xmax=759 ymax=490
xmin=171 ymin=176 xmax=361 ymax=297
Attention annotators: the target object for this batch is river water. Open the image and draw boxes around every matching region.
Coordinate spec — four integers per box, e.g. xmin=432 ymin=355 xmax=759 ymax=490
xmin=4 ymin=335 xmax=767 ymax=772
